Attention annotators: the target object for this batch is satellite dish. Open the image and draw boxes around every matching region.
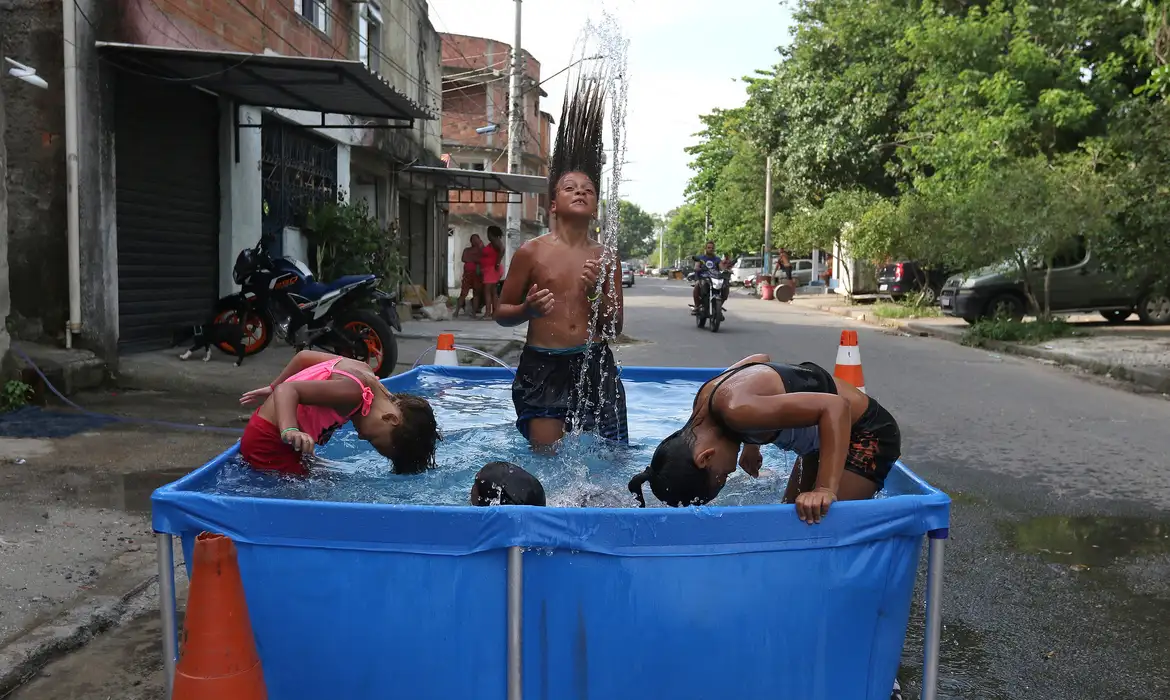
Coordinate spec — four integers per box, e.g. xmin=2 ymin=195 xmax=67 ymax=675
xmin=5 ymin=58 xmax=48 ymax=89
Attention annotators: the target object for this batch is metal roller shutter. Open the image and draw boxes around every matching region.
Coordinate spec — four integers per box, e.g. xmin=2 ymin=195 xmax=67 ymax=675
xmin=115 ymin=76 xmax=220 ymax=351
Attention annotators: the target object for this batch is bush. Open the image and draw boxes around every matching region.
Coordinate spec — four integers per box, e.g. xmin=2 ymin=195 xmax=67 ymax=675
xmin=961 ymin=317 xmax=1079 ymax=347
xmin=0 ymin=380 xmax=32 ymax=412
xmin=306 ymin=195 xmax=404 ymax=290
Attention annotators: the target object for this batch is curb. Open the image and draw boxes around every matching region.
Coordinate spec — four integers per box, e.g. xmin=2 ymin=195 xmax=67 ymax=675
xmin=0 ymin=569 xmax=164 ymax=696
xmin=903 ymin=322 xmax=1170 ymax=394
xmin=792 ymin=299 xmax=1170 ymax=394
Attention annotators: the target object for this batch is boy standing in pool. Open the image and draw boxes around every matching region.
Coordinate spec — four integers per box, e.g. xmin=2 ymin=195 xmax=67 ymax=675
xmin=494 ymin=75 xmax=628 ymax=451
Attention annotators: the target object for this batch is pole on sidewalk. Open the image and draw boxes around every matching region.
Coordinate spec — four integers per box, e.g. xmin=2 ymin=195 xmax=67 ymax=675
xmin=504 ymin=0 xmax=524 ymax=276
xmin=763 ymin=154 xmax=773 ymax=279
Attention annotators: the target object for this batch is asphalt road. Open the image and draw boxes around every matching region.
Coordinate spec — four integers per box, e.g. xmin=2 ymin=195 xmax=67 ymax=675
xmin=12 ymin=279 xmax=1170 ymax=700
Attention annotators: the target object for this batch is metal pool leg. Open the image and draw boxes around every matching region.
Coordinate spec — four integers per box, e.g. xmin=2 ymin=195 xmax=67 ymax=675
xmin=507 ymin=546 xmax=524 ymax=700
xmin=156 ymin=533 xmax=178 ymax=700
xmin=922 ymin=528 xmax=948 ymax=700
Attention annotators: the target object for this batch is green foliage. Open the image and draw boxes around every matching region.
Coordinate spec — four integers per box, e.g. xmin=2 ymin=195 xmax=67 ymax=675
xmin=306 ymin=195 xmax=404 ymax=290
xmin=614 ymin=201 xmax=658 ymax=259
xmin=870 ymin=300 xmax=942 ymax=319
xmin=676 ymin=0 xmax=1170 ymax=293
xmin=661 ymin=203 xmax=707 ymax=267
xmin=0 ymin=380 xmax=32 ymax=412
xmin=961 ymin=316 xmax=1079 ymax=347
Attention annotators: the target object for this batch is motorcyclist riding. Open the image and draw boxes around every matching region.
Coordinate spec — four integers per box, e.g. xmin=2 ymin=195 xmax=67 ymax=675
xmin=691 ymin=240 xmax=727 ymax=315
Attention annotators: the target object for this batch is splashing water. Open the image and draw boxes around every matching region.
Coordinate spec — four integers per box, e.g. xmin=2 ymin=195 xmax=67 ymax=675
xmin=570 ymin=13 xmax=632 ymax=436
xmin=200 ymin=374 xmax=804 ymax=508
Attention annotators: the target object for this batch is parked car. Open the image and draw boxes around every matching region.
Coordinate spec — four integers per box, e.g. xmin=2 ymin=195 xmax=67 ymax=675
xmin=938 ymin=238 xmax=1170 ymax=325
xmin=621 ymin=263 xmax=635 ymax=288
xmin=730 ymin=256 xmax=765 ymax=285
xmin=877 ymin=261 xmax=952 ymax=303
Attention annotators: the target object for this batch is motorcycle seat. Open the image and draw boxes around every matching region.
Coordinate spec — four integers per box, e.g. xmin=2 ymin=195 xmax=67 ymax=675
xmin=300 ymin=274 xmax=377 ymax=300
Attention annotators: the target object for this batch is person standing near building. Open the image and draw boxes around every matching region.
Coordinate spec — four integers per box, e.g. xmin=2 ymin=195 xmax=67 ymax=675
xmin=454 ymin=234 xmax=483 ymax=318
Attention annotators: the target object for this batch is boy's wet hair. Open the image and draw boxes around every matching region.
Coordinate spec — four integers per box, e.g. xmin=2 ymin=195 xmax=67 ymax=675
xmin=472 ymin=462 xmax=546 ymax=507
xmin=548 ymin=72 xmax=606 ymax=201
xmin=628 ymin=426 xmax=717 ymax=507
xmin=381 ymin=393 xmax=441 ymax=475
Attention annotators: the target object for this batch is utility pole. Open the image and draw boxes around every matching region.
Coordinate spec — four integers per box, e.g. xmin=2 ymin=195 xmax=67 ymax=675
xmin=658 ymin=219 xmax=664 ymax=269
xmin=763 ymin=154 xmax=773 ymax=280
xmin=504 ymin=0 xmax=523 ymax=276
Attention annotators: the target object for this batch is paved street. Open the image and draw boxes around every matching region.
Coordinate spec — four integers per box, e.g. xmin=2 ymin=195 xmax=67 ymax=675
xmin=9 ymin=279 xmax=1170 ymax=699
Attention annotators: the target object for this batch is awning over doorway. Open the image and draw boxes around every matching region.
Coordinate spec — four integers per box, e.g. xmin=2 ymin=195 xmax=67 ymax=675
xmin=402 ymin=165 xmax=547 ymax=204
xmin=96 ymin=42 xmax=433 ymax=123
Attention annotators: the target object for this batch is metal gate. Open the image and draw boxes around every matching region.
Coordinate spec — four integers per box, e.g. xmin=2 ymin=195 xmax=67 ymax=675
xmin=398 ymin=196 xmax=430 ymax=288
xmin=115 ymin=75 xmax=220 ymax=351
xmin=261 ymin=117 xmax=337 ymax=257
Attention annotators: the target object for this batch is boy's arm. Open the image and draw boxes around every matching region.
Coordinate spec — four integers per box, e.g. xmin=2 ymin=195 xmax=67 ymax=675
xmin=271 ymin=379 xmax=366 ymax=434
xmin=495 ymin=245 xmax=535 ymax=327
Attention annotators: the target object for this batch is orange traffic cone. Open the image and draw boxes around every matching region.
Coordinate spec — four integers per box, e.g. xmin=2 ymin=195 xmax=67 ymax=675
xmin=833 ymin=330 xmax=866 ymax=394
xmin=435 ymin=333 xmax=459 ymax=366
xmin=173 ymin=532 xmax=267 ymax=700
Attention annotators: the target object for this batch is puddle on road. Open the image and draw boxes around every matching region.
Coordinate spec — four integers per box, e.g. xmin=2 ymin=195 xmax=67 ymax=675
xmin=901 ymin=615 xmax=1008 ymax=700
xmin=1004 ymin=516 xmax=1170 ymax=568
xmin=50 ymin=469 xmax=193 ymax=515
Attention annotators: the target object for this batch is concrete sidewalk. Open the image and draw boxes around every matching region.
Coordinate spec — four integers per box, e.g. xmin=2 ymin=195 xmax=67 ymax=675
xmin=782 ymin=296 xmax=1170 ymax=394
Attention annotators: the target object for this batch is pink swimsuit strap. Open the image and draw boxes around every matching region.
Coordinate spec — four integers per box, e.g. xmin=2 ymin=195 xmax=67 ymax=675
xmin=286 ymin=358 xmax=375 ymax=418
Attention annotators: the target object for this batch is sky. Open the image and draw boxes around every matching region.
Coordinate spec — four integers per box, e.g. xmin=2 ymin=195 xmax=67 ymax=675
xmin=425 ymin=0 xmax=794 ymax=216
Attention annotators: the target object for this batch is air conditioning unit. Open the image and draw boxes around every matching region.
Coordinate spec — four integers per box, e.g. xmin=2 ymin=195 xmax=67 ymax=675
xmin=537 ymin=207 xmax=547 ymax=226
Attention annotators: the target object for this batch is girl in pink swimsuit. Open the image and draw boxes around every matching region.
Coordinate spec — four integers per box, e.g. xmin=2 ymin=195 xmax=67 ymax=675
xmin=239 ymin=350 xmax=441 ymax=476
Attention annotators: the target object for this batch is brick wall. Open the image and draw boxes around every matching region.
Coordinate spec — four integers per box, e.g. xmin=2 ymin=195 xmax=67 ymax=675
xmin=440 ymin=33 xmax=550 ymax=228
xmin=121 ymin=0 xmax=351 ymax=58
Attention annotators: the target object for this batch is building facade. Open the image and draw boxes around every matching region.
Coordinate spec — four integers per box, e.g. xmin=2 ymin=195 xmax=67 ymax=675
xmin=439 ymin=33 xmax=553 ymax=291
xmin=1 ymin=0 xmax=445 ymax=359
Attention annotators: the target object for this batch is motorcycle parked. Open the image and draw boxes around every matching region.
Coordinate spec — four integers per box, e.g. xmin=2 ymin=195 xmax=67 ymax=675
xmin=688 ymin=255 xmax=731 ymax=333
xmin=212 ymin=239 xmax=402 ymax=377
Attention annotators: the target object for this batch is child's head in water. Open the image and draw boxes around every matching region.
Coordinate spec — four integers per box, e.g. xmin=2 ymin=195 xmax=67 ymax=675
xmin=628 ymin=425 xmax=725 ymax=507
xmin=355 ymin=391 xmax=441 ymax=475
xmin=470 ymin=462 xmax=547 ymax=506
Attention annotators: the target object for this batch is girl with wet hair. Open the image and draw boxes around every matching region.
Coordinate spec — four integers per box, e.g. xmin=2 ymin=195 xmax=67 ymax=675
xmin=628 ymin=353 xmax=901 ymax=523
xmin=470 ymin=462 xmax=547 ymax=507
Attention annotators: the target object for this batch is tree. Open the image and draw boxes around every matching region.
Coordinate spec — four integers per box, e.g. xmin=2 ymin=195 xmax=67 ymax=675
xmin=614 ymin=201 xmax=657 ymax=260
xmin=661 ymin=203 xmax=706 ymax=267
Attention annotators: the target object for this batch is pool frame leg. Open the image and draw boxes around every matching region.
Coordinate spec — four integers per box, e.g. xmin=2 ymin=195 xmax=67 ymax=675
xmin=156 ymin=532 xmax=178 ymax=700
xmin=507 ymin=546 xmax=523 ymax=700
xmin=921 ymin=529 xmax=947 ymax=700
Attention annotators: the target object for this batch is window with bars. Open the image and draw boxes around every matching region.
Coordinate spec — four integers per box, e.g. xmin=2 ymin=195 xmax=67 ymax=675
xmin=358 ymin=2 xmax=382 ymax=72
xmin=293 ymin=0 xmax=329 ymax=34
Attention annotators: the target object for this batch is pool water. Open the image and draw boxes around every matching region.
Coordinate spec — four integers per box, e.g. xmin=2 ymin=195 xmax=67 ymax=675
xmin=202 ymin=374 xmax=806 ymax=507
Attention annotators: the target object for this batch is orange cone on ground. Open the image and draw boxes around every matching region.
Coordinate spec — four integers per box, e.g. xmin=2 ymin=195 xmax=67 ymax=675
xmin=833 ymin=330 xmax=866 ymax=394
xmin=173 ymin=532 xmax=267 ymax=700
xmin=435 ymin=333 xmax=459 ymax=366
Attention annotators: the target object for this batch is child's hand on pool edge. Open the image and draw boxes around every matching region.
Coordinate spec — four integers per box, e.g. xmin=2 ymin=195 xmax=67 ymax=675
xmin=281 ymin=429 xmax=316 ymax=455
xmin=795 ymin=487 xmax=837 ymax=525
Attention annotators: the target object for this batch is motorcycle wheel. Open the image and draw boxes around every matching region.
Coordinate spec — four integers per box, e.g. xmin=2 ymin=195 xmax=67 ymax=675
xmin=213 ymin=301 xmax=272 ymax=356
xmin=695 ymin=305 xmax=707 ymax=328
xmin=337 ymin=309 xmax=398 ymax=378
xmin=710 ymin=299 xmax=722 ymax=333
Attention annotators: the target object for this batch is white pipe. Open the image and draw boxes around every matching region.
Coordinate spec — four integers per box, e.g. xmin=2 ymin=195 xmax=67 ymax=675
xmin=63 ymin=0 xmax=82 ymax=347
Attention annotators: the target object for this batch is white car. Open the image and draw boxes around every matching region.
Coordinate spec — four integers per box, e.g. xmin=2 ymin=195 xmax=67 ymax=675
xmin=621 ymin=264 xmax=635 ymax=287
xmin=730 ymin=256 xmax=764 ymax=285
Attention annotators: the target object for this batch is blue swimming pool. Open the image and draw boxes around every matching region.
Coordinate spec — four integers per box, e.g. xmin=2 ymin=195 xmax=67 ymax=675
xmin=152 ymin=365 xmax=950 ymax=700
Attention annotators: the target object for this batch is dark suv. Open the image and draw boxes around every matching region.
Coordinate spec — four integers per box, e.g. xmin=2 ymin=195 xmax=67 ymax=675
xmin=938 ymin=238 xmax=1170 ymax=325
xmin=877 ymin=261 xmax=952 ymax=304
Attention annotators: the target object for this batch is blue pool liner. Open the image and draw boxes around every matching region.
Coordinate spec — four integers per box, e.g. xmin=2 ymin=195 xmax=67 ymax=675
xmin=153 ymin=365 xmax=951 ymax=700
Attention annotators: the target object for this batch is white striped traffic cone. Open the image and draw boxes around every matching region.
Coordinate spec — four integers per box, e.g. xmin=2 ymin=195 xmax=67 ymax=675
xmin=435 ymin=333 xmax=459 ymax=366
xmin=833 ymin=330 xmax=866 ymax=394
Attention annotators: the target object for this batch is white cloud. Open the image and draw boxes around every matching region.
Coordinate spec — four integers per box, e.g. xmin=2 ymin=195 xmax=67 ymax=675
xmin=426 ymin=0 xmax=792 ymax=215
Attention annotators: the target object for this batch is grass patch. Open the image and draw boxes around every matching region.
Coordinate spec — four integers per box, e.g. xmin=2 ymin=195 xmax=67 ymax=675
xmin=961 ymin=317 xmax=1080 ymax=347
xmin=870 ymin=301 xmax=942 ymax=319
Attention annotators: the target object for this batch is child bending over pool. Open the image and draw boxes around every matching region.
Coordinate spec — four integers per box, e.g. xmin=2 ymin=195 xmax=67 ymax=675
xmin=628 ymin=353 xmax=901 ymax=524
xmin=494 ymin=76 xmax=628 ymax=452
xmin=470 ymin=462 xmax=547 ymax=506
xmin=238 ymin=350 xmax=439 ymax=476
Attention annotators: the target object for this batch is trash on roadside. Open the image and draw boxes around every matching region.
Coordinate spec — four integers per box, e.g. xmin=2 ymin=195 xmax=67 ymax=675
xmin=420 ymin=296 xmax=452 ymax=321
xmin=1069 ymin=564 xmax=1090 ymax=572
